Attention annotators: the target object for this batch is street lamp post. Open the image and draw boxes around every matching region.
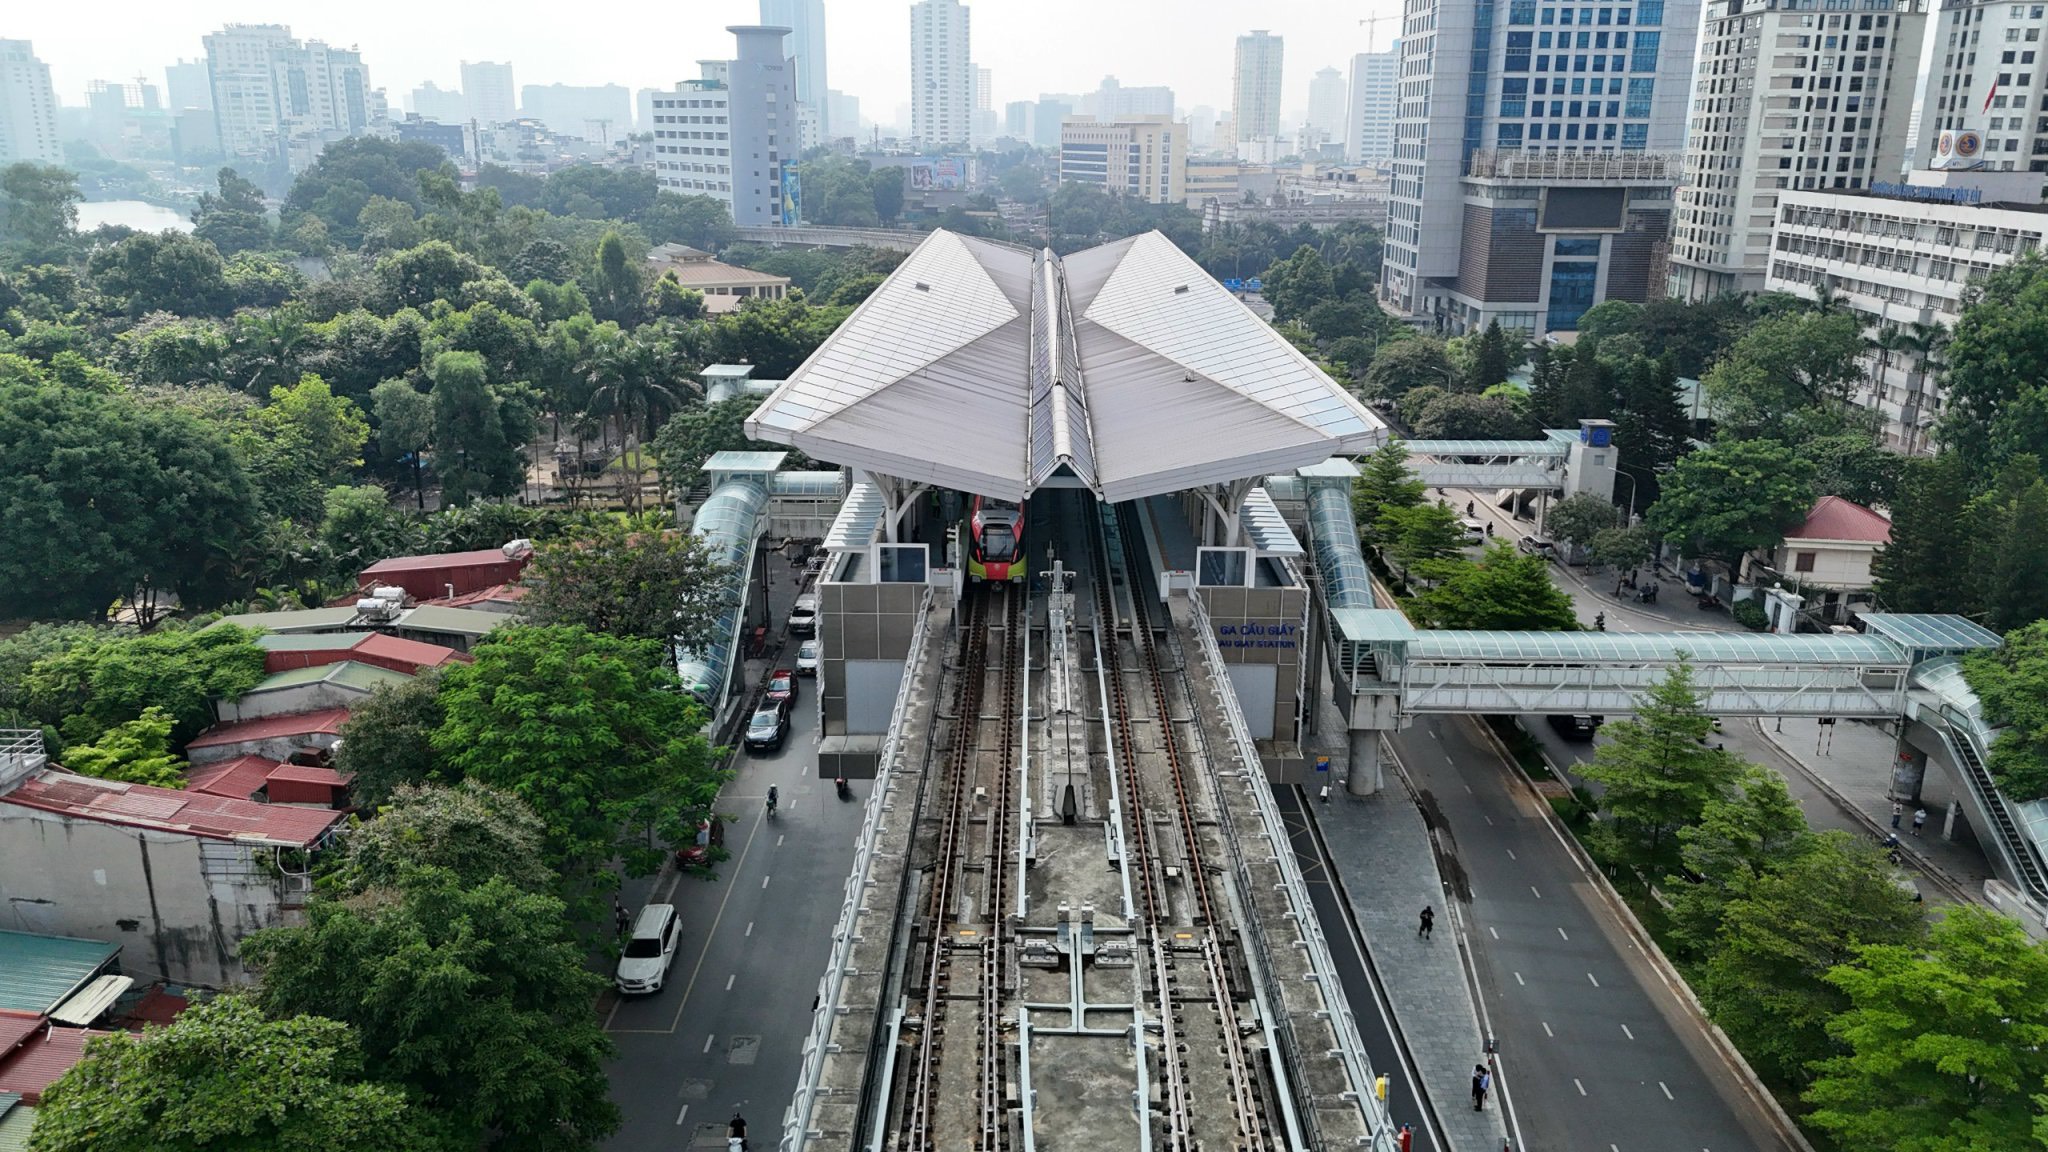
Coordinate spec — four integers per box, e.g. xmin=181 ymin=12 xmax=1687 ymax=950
xmin=1615 ymin=470 xmax=1639 ymax=524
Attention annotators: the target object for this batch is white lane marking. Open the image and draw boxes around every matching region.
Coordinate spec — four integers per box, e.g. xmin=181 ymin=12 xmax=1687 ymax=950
xmin=745 ymin=921 xmax=754 ymax=937
xmin=676 ymin=1104 xmax=689 ymax=1126
xmin=761 ymin=875 xmax=771 ymax=889
xmin=777 ymin=834 xmax=786 ymax=847
xmin=1621 ymin=1024 xmax=1635 ymax=1040
xmin=1505 ymin=849 xmax=1517 ymax=860
xmin=1531 ymin=886 xmax=1542 ymax=899
xmin=1587 ymin=972 xmax=1601 ymax=988
xmin=1488 ymin=926 xmax=1499 ymax=940
xmin=1430 ymin=729 xmax=1440 ymax=739
xmin=702 ymin=1033 xmax=715 ymax=1054
xmin=1660 ymin=1081 xmax=1674 ymax=1100
xmin=1484 ymin=815 xmax=1495 ymax=826
xmin=1513 ymin=971 xmax=1525 ymax=986
xmin=1541 ymin=1021 xmax=1554 ymax=1037
xmin=725 ymin=973 xmax=736 ymax=991
xmin=1558 ymin=927 xmax=1570 ymax=941
xmin=1574 ymin=1078 xmax=1587 ymax=1096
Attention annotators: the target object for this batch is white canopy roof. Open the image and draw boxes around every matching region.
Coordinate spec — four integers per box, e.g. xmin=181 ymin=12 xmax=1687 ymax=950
xmin=746 ymin=230 xmax=1388 ymax=503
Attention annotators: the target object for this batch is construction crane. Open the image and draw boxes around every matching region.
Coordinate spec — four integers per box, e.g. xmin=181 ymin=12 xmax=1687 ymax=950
xmin=1358 ymin=13 xmax=1396 ymax=53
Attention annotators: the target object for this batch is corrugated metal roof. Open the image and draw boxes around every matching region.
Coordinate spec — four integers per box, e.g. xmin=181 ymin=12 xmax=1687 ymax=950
xmin=747 ymin=229 xmax=1387 ymax=504
xmin=1238 ymin=488 xmax=1304 ymax=557
xmin=266 ymin=763 xmax=351 ymax=786
xmin=49 ymin=976 xmax=131 ymax=1027
xmin=248 ymin=661 xmax=412 ymax=693
xmin=0 ymin=1026 xmax=111 ymax=1103
xmin=184 ymin=755 xmax=280 ymax=800
xmin=705 ymin=450 xmax=788 ymax=473
xmin=208 ymin=607 xmax=360 ymax=633
xmin=1787 ymin=495 xmax=1892 ymax=543
xmin=766 ymin=471 xmax=845 ymax=498
xmin=361 ymin=548 xmax=522 ymax=575
xmin=0 ymin=1099 xmax=30 ymax=1152
xmin=186 ymin=708 xmax=352 ymax=750
xmin=3 ymin=771 xmax=345 ymax=848
xmin=0 ymin=933 xmax=118 ymax=1016
xmin=396 ymin=606 xmax=511 ymax=637
xmin=0 ymin=1015 xmax=40 ymax=1058
xmin=823 ymin=482 xmax=888 ymax=551
xmin=254 ymin=631 xmax=377 ymax=651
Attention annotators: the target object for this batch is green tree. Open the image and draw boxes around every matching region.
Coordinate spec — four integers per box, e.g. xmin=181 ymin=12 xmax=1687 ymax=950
xmin=1804 ymin=906 xmax=2048 ymax=1152
xmin=333 ymin=673 xmax=448 ymax=807
xmin=1353 ymin=441 xmax=1426 ymax=547
xmin=521 ymin=521 xmax=734 ymax=658
xmin=1380 ymin=501 xmax=1470 ymax=579
xmin=1703 ymin=310 xmax=1867 ymax=439
xmin=1698 ymin=832 xmax=1926 ymax=1089
xmin=257 ymin=375 xmax=371 ymax=488
xmin=371 ymin=241 xmax=499 ymax=314
xmin=24 ymin=624 xmax=266 ymax=748
xmin=872 ymin=166 xmax=906 ymax=222
xmin=1665 ymin=766 xmax=1809 ymax=961
xmin=1611 ymin=353 xmax=1691 ymax=507
xmin=1414 ymin=542 xmax=1579 ymax=630
xmin=0 ymin=380 xmax=264 ymax=620
xmin=1262 ymin=245 xmax=1337 ymax=322
xmin=1412 ymin=392 xmax=1530 ymax=439
xmin=1873 ymin=451 xmax=1977 ymax=614
xmin=1963 ymin=622 xmax=2048 ymax=800
xmin=58 ymin=705 xmax=184 ymax=787
xmin=1646 ymin=439 xmax=1815 ymax=563
xmin=431 ymin=625 xmax=723 ymax=878
xmin=86 ymin=230 xmax=235 ymax=317
xmin=244 ymin=868 xmax=619 ymax=1152
xmin=0 ymin=162 xmax=82 ymax=260
xmin=318 ymin=484 xmax=417 ymax=583
xmin=1470 ymin=320 xmax=1514 ymax=391
xmin=1363 ymin=336 xmax=1455 ymax=400
xmin=190 ymin=167 xmax=272 ymax=255
xmin=355 ymin=194 xmax=421 ymax=254
xmin=1977 ymin=474 xmax=2048 ymax=633
xmin=649 ymin=395 xmax=771 ymax=496
xmin=429 ymin=350 xmax=527 ymax=506
xmin=640 ymin=191 xmax=736 ymax=250
xmin=585 ymin=229 xmax=644 ymax=325
xmin=1807 ymin=433 xmax=1906 ymax=508
xmin=370 ymin=378 xmax=435 ymax=508
xmin=1545 ymin=491 xmax=1621 ymax=551
xmin=27 ymin=997 xmax=420 ymax=1152
xmin=1934 ymin=253 xmax=2048 ymax=480
xmin=1578 ymin=659 xmax=1742 ymax=885
xmin=332 ymin=781 xmax=553 ymax=894
xmin=1589 ymin=524 xmax=1655 ymax=572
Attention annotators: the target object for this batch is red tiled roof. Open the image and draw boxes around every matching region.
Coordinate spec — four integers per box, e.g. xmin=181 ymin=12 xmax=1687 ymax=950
xmin=185 ymin=708 xmax=351 ymax=750
xmin=3 ymin=770 xmax=346 ymax=848
xmin=265 ymin=763 xmax=353 ymax=787
xmin=1786 ymin=495 xmax=1893 ymax=544
xmin=0 ymin=1011 xmax=40 ymax=1059
xmin=361 ymin=548 xmax=522 ymax=575
xmin=184 ymin=755 xmax=280 ymax=801
xmin=0 ymin=1024 xmax=113 ymax=1103
xmin=123 ymin=987 xmax=188 ymax=1027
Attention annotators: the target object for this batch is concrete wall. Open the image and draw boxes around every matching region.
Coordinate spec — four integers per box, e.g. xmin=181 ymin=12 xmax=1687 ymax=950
xmin=186 ymin=731 xmax=342 ymax=766
xmin=217 ymin=682 xmax=370 ymax=723
xmin=0 ymin=805 xmax=301 ymax=987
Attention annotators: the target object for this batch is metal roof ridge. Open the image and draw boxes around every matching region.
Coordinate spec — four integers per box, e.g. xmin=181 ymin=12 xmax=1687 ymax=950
xmin=1026 ymin=247 xmax=1101 ymax=494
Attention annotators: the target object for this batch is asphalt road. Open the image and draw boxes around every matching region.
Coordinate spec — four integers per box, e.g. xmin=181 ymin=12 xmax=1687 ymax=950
xmin=1273 ymin=783 xmax=1447 ymax=1152
xmin=1389 ymin=716 xmax=1797 ymax=1152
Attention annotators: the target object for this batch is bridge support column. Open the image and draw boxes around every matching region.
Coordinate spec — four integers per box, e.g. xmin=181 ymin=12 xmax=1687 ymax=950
xmin=1892 ymin=740 xmax=1928 ymax=804
xmin=1347 ymin=729 xmax=1383 ymax=796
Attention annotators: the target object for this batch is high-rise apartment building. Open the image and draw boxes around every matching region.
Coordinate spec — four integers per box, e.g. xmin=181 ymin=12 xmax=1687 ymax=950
xmin=1033 ymin=97 xmax=1073 ymax=149
xmin=203 ymin=25 xmax=375 ymax=159
xmin=520 ymin=83 xmax=632 ymax=141
xmin=1667 ymin=0 xmax=1929 ymax=301
xmin=461 ymin=61 xmax=516 ymax=125
xmin=828 ymin=89 xmax=861 ymax=139
xmin=164 ymin=58 xmax=212 ymax=111
xmin=1920 ymin=0 xmax=2047 ymax=176
xmin=1380 ymin=0 xmax=1700 ymax=336
xmin=411 ymin=81 xmax=467 ymax=124
xmin=1058 ymin=114 xmax=1185 ymax=203
xmin=1233 ymin=30 xmax=1285 ymax=145
xmin=1308 ymin=66 xmax=1348 ymax=139
xmin=646 ymin=27 xmax=795 ymax=227
xmin=1345 ymin=46 xmax=1398 ymax=165
xmin=761 ymin=0 xmax=828 ymax=135
xmin=1085 ymin=76 xmax=1176 ymax=119
xmin=911 ymin=0 xmax=974 ymax=148
xmin=975 ymin=66 xmax=996 ymax=143
xmin=0 ymin=40 xmax=60 ymax=165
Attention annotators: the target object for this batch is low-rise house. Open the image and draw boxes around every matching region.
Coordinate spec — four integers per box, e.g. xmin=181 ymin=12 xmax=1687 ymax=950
xmin=253 ymin=631 xmax=469 ymax=675
xmin=357 ymin=542 xmax=532 ymax=602
xmin=0 ymin=764 xmax=347 ymax=986
xmin=391 ymin=605 xmax=511 ymax=653
xmin=0 ymin=1019 xmax=111 ymax=1104
xmin=185 ymin=756 xmax=352 ymax=808
xmin=0 ymin=932 xmax=120 ymax=1017
xmin=213 ymin=662 xmax=412 ymax=725
xmin=645 ymin=243 xmax=792 ymax=314
xmin=181 ymin=708 xmax=351 ymax=767
xmin=1742 ymin=495 xmax=1893 ymax=624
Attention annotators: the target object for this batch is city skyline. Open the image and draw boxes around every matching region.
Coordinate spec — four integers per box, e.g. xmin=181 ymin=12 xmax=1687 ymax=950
xmin=10 ymin=0 xmax=1399 ymax=129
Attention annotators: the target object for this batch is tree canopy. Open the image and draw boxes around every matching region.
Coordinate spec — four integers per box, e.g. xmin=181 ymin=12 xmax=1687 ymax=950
xmin=520 ymin=520 xmax=734 ymax=657
xmin=1963 ymin=621 xmax=2048 ymax=801
xmin=1646 ymin=439 xmax=1816 ymax=563
xmin=1578 ymin=659 xmax=1743 ymax=884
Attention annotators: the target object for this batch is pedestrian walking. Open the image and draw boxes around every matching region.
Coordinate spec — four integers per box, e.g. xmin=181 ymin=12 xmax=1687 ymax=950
xmin=1913 ymin=807 xmax=1928 ymax=836
xmin=614 ymin=899 xmax=630 ymax=937
xmin=1471 ymin=1064 xmax=1489 ymax=1111
xmin=1891 ymin=801 xmax=1903 ymax=830
xmin=1418 ymin=906 xmax=1435 ymax=939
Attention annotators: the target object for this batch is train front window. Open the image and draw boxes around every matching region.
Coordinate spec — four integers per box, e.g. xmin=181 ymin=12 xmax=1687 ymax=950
xmin=981 ymin=526 xmax=1018 ymax=562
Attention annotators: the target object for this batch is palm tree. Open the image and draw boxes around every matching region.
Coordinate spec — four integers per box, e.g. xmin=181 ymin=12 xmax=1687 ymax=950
xmin=233 ymin=307 xmax=309 ymax=394
xmin=1896 ymin=320 xmax=1952 ymax=454
xmin=585 ymin=332 xmax=691 ymax=513
xmin=1867 ymin=322 xmax=1906 ymax=415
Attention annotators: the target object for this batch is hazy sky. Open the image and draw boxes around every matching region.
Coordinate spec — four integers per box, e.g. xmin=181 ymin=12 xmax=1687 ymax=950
xmin=17 ymin=0 xmax=1404 ymax=126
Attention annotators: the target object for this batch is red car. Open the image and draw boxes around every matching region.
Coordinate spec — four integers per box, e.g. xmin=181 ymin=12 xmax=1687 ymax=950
xmin=765 ymin=669 xmax=797 ymax=714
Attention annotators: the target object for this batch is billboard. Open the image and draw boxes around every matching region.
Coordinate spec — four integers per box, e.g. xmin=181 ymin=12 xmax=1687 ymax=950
xmin=909 ymin=156 xmax=970 ymax=191
xmin=1932 ymin=130 xmax=1985 ymax=171
xmin=781 ymin=165 xmax=802 ymax=226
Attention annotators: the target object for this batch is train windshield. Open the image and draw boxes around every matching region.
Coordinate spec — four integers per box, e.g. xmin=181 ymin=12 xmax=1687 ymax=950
xmin=980 ymin=524 xmax=1018 ymax=562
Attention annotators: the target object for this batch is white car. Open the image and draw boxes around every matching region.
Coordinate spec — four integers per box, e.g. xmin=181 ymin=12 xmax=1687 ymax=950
xmin=615 ymin=904 xmax=680 ymax=994
xmin=788 ymin=595 xmax=819 ymax=636
xmin=796 ymin=638 xmax=819 ymax=676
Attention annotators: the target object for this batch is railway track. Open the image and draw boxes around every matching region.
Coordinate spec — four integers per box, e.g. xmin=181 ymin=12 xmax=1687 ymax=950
xmin=1093 ymin=504 xmax=1274 ymax=1152
xmin=900 ymin=586 xmax=1024 ymax=1152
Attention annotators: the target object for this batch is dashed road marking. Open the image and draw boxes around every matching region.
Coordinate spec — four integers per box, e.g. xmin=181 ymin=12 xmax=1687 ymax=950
xmin=1514 ymin=971 xmax=1525 ymax=986
xmin=1531 ymin=886 xmax=1542 ymax=899
xmin=1621 ymin=1024 xmax=1635 ymax=1040
xmin=725 ymin=974 xmax=736 ymax=991
xmin=777 ymin=834 xmax=785 ymax=847
xmin=1660 ymin=1081 xmax=1674 ymax=1100
xmin=676 ymin=1104 xmax=689 ymax=1126
xmin=745 ymin=922 xmax=754 ymax=937
xmin=1506 ymin=849 xmax=1517 ymax=860
xmin=1488 ymin=926 xmax=1499 ymax=940
xmin=1574 ymin=1078 xmax=1587 ymax=1096
xmin=761 ymin=875 xmax=771 ymax=889
xmin=1541 ymin=1021 xmax=1554 ymax=1037
xmin=1484 ymin=815 xmax=1495 ymax=826
xmin=702 ymin=1033 xmax=715 ymax=1054
xmin=1558 ymin=927 xmax=1570 ymax=941
xmin=1587 ymin=972 xmax=1601 ymax=988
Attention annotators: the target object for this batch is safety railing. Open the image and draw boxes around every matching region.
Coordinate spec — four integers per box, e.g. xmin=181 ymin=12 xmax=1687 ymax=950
xmin=779 ymin=587 xmax=936 ymax=1152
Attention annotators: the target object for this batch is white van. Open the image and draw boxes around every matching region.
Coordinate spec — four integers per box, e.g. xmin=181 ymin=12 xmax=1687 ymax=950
xmin=615 ymin=904 xmax=680 ymax=994
xmin=1460 ymin=519 xmax=1487 ymax=545
xmin=788 ymin=595 xmax=819 ymax=636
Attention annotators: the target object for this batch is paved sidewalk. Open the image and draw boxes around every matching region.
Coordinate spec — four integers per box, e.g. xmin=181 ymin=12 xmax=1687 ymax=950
xmin=1313 ymin=763 xmax=1511 ymax=1152
xmin=1755 ymin=717 xmax=1994 ymax=897
xmin=1464 ymin=501 xmax=1741 ymax=634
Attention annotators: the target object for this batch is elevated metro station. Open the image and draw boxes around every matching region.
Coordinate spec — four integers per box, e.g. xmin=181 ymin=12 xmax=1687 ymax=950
xmin=704 ymin=229 xmax=2043 ymax=1149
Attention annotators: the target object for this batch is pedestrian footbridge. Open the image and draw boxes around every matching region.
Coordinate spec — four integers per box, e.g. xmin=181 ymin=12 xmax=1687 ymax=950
xmin=1401 ymin=433 xmax=1575 ymax=491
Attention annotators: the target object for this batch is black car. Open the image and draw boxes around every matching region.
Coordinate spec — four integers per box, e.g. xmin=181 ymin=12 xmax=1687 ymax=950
xmin=744 ymin=707 xmax=789 ymax=752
